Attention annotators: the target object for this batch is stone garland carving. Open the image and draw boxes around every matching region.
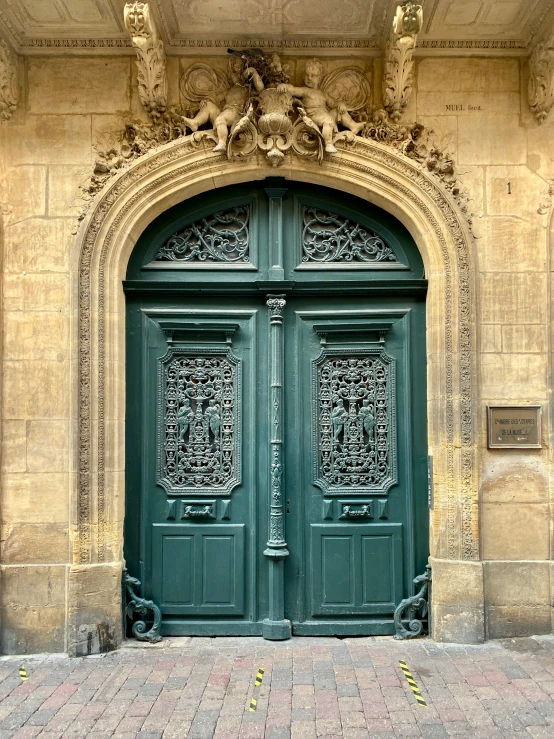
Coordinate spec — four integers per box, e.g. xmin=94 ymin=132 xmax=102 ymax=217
xmin=124 ymin=2 xmax=167 ymax=119
xmin=0 ymin=39 xmax=19 ymax=121
xmin=77 ymin=130 xmax=476 ymax=568
xmin=154 ymin=206 xmax=250 ymax=263
xmin=313 ymin=350 xmax=397 ymax=495
xmin=528 ymin=34 xmax=554 ymax=125
xmin=157 ymin=349 xmax=241 ymax=495
xmin=302 ymin=206 xmax=400 ymax=263
xmin=383 ymin=1 xmax=423 ymax=123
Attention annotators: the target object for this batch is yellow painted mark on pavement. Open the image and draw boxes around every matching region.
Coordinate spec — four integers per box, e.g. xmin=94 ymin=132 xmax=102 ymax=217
xmin=19 ymin=666 xmax=28 ymax=681
xmin=399 ymin=660 xmax=426 ymax=706
xmin=249 ymin=667 xmax=265 ymax=711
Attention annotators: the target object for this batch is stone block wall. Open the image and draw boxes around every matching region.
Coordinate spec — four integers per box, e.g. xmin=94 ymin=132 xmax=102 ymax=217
xmin=0 ymin=53 xmax=552 ymax=652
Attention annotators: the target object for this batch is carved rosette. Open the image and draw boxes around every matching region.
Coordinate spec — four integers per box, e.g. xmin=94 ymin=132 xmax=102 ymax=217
xmin=383 ymin=1 xmax=423 ymax=122
xmin=528 ymin=34 xmax=554 ymax=125
xmin=124 ymin=2 xmax=167 ymax=119
xmin=0 ymin=40 xmax=19 ymax=122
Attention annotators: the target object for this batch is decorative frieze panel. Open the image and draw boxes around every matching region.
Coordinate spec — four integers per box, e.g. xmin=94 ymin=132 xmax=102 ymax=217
xmin=154 ymin=206 xmax=250 ymax=264
xmin=157 ymin=348 xmax=241 ymax=495
xmin=302 ymin=206 xmax=401 ymax=264
xmin=313 ymin=349 xmax=396 ymax=495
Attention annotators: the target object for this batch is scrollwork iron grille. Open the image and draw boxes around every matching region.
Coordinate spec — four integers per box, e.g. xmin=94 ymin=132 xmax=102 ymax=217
xmin=313 ymin=348 xmax=397 ymax=494
xmin=302 ymin=206 xmax=400 ymax=264
xmin=157 ymin=347 xmax=241 ymax=494
xmin=154 ymin=206 xmax=250 ymax=263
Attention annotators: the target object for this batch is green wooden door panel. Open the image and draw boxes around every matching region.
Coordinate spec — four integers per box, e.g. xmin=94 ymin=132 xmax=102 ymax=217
xmin=310 ymin=524 xmax=403 ymax=617
xmin=124 ymin=179 xmax=428 ymax=638
xmin=152 ymin=524 xmax=245 ymax=615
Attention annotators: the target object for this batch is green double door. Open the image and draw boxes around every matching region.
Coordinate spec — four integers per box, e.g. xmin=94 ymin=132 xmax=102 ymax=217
xmin=125 ymin=181 xmax=428 ymax=638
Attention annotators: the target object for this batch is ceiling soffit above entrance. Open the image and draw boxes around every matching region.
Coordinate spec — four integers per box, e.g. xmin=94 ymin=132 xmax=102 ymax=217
xmin=1 ymin=0 xmax=553 ymax=56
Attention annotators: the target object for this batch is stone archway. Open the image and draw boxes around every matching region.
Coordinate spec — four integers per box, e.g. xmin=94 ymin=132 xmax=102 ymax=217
xmin=69 ymin=136 xmax=479 ymax=655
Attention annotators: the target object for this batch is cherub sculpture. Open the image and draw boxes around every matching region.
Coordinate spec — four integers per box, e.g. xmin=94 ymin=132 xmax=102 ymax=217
xmin=182 ymin=55 xmax=264 ymax=152
xmin=278 ymin=59 xmax=364 ymax=153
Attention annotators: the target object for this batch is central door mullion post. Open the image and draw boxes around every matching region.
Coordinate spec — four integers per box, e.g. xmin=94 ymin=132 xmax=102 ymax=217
xmin=265 ymin=184 xmax=287 ymax=281
xmin=263 ymin=294 xmax=291 ymax=640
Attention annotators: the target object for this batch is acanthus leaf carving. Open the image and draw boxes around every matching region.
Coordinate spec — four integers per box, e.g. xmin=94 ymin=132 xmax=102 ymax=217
xmin=0 ymin=39 xmax=19 ymax=121
xmin=124 ymin=2 xmax=167 ymax=119
xmin=383 ymin=1 xmax=423 ymax=123
xmin=528 ymin=34 xmax=554 ymax=125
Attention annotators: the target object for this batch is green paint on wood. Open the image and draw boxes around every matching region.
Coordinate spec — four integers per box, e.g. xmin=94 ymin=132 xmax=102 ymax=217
xmin=124 ymin=179 xmax=428 ymax=638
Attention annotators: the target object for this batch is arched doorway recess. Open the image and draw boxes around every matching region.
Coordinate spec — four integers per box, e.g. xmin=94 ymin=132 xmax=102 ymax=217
xmin=69 ymin=137 xmax=479 ymax=655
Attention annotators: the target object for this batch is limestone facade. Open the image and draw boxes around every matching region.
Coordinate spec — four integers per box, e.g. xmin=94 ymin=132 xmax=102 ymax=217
xmin=0 ymin=44 xmax=554 ymax=653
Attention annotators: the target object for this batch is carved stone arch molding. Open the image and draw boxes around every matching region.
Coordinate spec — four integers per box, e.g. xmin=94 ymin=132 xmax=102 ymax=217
xmin=70 ymin=136 xmax=479 ymax=655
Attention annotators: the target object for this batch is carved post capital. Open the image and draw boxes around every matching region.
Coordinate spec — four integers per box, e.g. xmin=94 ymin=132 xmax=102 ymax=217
xmin=124 ymin=2 xmax=167 ymax=119
xmin=0 ymin=40 xmax=19 ymax=122
xmin=383 ymin=1 xmax=423 ymax=123
xmin=528 ymin=33 xmax=554 ymax=125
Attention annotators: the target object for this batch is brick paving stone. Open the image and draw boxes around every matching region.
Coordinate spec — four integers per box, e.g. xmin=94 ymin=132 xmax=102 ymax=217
xmin=1 ymin=636 xmax=554 ymax=737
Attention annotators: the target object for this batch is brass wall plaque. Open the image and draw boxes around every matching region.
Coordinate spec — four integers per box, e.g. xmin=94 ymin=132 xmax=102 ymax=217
xmin=487 ymin=405 xmax=542 ymax=449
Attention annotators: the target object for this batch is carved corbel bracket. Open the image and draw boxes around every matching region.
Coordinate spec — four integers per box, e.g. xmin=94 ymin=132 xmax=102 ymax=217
xmin=0 ymin=40 xmax=19 ymax=121
xmin=383 ymin=1 xmax=423 ymax=123
xmin=528 ymin=34 xmax=554 ymax=125
xmin=124 ymin=2 xmax=167 ymax=119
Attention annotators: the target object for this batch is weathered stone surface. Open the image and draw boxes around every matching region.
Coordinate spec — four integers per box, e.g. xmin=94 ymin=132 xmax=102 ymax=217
xmin=1 ymin=473 xmax=69 ymax=524
xmin=486 ymin=606 xmax=552 ymax=639
xmin=418 ymin=58 xmax=520 ymax=92
xmin=431 ymin=559 xmax=484 ymax=608
xmin=29 ymin=58 xmax=131 ymax=115
xmin=3 ymin=312 xmax=69 ymax=362
xmin=480 ymin=274 xmax=547 ymax=324
xmin=6 ymin=165 xmax=46 ymax=221
xmin=1 ymin=524 xmax=68 ymax=564
xmin=68 ymin=564 xmax=123 ymax=657
xmin=25 ymin=421 xmax=70 ymax=473
xmin=3 ymin=115 xmax=92 ymax=166
xmin=484 ymin=561 xmax=550 ymax=606
xmin=480 ymin=353 xmax=547 ymax=399
xmin=432 ymin=605 xmax=485 ymax=644
xmin=481 ymin=458 xmax=548 ymax=503
xmin=3 ymin=218 xmax=73 ymax=273
xmin=482 ymin=503 xmax=549 ymax=559
xmin=0 ymin=420 xmax=26 ymax=473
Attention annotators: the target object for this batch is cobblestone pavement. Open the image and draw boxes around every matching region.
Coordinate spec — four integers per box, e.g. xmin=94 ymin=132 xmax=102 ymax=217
xmin=1 ymin=635 xmax=554 ymax=738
